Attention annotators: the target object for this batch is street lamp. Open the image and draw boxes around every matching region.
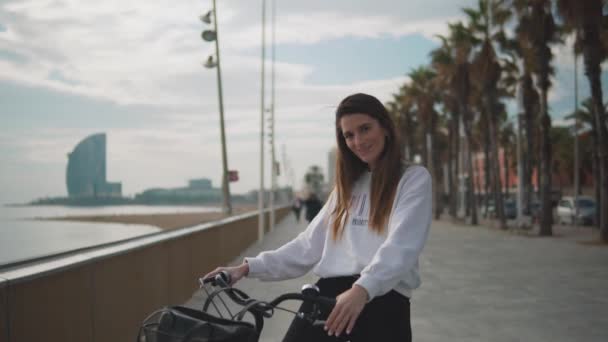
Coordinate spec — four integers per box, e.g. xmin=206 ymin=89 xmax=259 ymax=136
xmin=269 ymin=0 xmax=277 ymax=232
xmin=573 ymin=50 xmax=580 ymax=223
xmin=200 ymin=0 xmax=232 ymax=215
xmin=258 ymin=0 xmax=266 ymax=242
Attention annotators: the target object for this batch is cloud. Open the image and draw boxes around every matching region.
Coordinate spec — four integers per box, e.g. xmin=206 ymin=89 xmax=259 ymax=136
xmin=227 ymin=13 xmax=455 ymax=48
xmin=0 ymin=0 xmax=481 ymax=203
xmin=0 ymin=0 xmax=467 ymax=108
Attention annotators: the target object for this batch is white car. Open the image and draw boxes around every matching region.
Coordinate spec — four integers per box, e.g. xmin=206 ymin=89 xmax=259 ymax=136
xmin=556 ymin=196 xmax=597 ymax=226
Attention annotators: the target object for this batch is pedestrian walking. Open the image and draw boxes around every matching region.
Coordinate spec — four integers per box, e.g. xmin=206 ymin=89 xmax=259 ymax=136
xmin=203 ymin=93 xmax=432 ymax=342
xmin=292 ymin=197 xmax=302 ymax=222
xmin=304 ymin=193 xmax=323 ymax=223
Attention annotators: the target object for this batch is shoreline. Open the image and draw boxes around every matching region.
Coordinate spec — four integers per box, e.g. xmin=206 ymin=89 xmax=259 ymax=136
xmin=37 ymin=205 xmax=258 ymax=230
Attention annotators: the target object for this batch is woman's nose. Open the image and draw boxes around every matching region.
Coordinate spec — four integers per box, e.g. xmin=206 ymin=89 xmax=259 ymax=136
xmin=353 ymin=134 xmax=363 ymax=147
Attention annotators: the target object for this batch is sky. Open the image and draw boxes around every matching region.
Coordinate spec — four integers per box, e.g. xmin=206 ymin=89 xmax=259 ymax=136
xmin=0 ymin=0 xmax=605 ymax=205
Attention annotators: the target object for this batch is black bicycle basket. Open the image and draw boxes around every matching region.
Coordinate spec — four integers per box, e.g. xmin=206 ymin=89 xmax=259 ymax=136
xmin=138 ymin=305 xmax=258 ymax=342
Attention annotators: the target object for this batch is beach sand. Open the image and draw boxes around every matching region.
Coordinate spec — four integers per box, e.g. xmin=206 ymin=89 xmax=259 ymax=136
xmin=39 ymin=205 xmax=257 ymax=230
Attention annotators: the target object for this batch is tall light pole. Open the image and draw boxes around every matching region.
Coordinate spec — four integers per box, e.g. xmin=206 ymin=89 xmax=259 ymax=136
xmin=201 ymin=0 xmax=232 ymax=215
xmin=573 ymin=49 xmax=580 ymax=224
xmin=516 ymin=113 xmax=524 ymax=227
xmin=258 ymin=0 xmax=266 ymax=241
xmin=516 ymin=70 xmax=524 ymax=228
xmin=458 ymin=115 xmax=466 ymax=218
xmin=269 ymin=0 xmax=277 ymax=231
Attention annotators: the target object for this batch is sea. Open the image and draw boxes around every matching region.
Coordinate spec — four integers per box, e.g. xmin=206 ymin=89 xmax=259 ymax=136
xmin=0 ymin=205 xmax=221 ymax=268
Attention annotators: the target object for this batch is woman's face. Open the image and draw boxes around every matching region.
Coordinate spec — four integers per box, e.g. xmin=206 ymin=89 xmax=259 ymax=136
xmin=339 ymin=113 xmax=387 ymax=170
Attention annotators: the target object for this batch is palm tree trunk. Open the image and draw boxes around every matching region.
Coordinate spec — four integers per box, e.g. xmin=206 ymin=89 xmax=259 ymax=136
xmin=593 ymin=146 xmax=600 ymax=228
xmin=464 ymin=121 xmax=478 ymax=225
xmin=523 ymin=143 xmax=532 ymax=213
xmin=522 ymin=72 xmax=536 ymax=214
xmin=487 ymin=99 xmax=507 ymax=229
xmin=449 ymin=116 xmax=459 ymax=217
xmin=590 ymin=81 xmax=608 ymax=240
xmin=434 ymin=151 xmax=443 ymax=219
xmin=401 ymin=111 xmax=412 ymax=160
xmin=578 ymin=0 xmax=608 ymax=241
xmin=584 ymin=109 xmax=601 ymax=229
xmin=504 ymin=146 xmax=510 ymax=198
xmin=539 ymin=91 xmax=553 ymax=236
xmin=483 ymin=127 xmax=491 ymax=218
xmin=583 ymin=52 xmax=608 ymax=240
xmin=422 ymin=127 xmax=429 ymax=167
xmin=454 ymin=115 xmax=460 ymax=216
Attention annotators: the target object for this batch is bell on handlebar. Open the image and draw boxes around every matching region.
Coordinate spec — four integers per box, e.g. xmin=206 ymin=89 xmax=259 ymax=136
xmin=301 ymin=284 xmax=320 ymax=297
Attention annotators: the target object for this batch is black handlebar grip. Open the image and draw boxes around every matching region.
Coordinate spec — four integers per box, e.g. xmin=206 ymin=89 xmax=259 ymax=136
xmin=314 ymin=296 xmax=336 ymax=310
xmin=215 ymin=271 xmax=231 ymax=287
xmin=200 ymin=270 xmax=232 ymax=286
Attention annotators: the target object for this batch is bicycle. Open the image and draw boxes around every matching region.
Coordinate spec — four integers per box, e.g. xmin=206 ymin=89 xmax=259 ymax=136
xmin=137 ymin=271 xmax=336 ymax=342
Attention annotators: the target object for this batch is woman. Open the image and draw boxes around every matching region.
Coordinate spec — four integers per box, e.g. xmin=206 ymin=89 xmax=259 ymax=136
xmin=203 ymin=93 xmax=432 ymax=341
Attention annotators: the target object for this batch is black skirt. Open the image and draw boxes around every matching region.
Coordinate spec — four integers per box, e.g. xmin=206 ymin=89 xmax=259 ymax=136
xmin=282 ymin=275 xmax=411 ymax=342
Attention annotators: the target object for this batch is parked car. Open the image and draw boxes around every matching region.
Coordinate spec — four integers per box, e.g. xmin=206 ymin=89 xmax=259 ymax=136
xmin=503 ymin=200 xmax=517 ymax=219
xmin=556 ymin=196 xmax=596 ymax=226
xmin=484 ymin=199 xmax=517 ymax=219
xmin=528 ymin=200 xmax=541 ymax=219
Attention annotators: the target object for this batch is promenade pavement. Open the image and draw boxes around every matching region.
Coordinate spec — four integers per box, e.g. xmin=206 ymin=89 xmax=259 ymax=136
xmin=187 ymin=212 xmax=608 ymax=342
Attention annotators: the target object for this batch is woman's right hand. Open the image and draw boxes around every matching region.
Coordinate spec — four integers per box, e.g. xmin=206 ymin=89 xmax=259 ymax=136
xmin=202 ymin=262 xmax=249 ymax=286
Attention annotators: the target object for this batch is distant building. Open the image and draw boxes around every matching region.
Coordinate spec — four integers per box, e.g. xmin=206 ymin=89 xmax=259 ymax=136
xmin=189 ymin=178 xmax=212 ymax=190
xmin=135 ymin=178 xmax=221 ymax=204
xmin=66 ymin=133 xmax=122 ymax=198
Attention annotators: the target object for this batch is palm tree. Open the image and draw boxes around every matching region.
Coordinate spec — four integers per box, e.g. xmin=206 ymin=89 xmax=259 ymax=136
xmin=556 ymin=0 xmax=608 ymax=241
xmin=519 ymin=69 xmax=541 ymax=213
xmin=465 ymin=0 xmax=513 ymax=229
xmin=407 ymin=66 xmax=444 ymax=218
xmin=389 ymin=85 xmax=423 ymax=162
xmin=500 ymin=121 xmax=517 ymax=197
xmin=407 ymin=67 xmax=437 ymax=167
xmin=447 ymin=21 xmax=480 ymax=225
xmin=566 ymin=98 xmax=601 ymax=228
xmin=510 ymin=10 xmax=539 ymax=212
xmin=512 ymin=0 xmax=560 ymax=236
xmin=430 ymin=35 xmax=460 ymax=218
xmin=395 ymin=87 xmax=418 ymax=161
xmin=471 ymin=93 xmax=493 ymax=216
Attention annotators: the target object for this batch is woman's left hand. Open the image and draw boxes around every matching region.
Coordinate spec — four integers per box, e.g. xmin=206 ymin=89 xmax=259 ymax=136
xmin=324 ymin=285 xmax=369 ymax=337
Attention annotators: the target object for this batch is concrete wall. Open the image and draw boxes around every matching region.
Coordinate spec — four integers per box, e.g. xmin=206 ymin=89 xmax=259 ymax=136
xmin=0 ymin=207 xmax=290 ymax=342
xmin=1 ymin=278 xmax=8 ymax=342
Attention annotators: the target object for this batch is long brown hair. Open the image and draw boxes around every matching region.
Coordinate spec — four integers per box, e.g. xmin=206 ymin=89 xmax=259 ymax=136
xmin=331 ymin=93 xmax=404 ymax=240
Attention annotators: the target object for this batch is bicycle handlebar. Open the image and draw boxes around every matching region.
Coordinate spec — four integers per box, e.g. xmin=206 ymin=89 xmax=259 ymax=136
xmin=200 ymin=271 xmax=336 ymax=317
xmin=267 ymin=293 xmax=336 ymax=310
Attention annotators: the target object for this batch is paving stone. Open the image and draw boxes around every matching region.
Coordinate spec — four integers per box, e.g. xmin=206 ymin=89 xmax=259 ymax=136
xmin=187 ymin=213 xmax=608 ymax=342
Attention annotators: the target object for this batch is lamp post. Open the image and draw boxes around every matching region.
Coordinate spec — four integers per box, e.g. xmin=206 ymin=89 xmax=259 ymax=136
xmin=269 ymin=0 xmax=277 ymax=231
xmin=573 ymin=50 xmax=580 ymax=224
xmin=201 ymin=0 xmax=232 ymax=215
xmin=258 ymin=0 xmax=266 ymax=241
xmin=516 ymin=113 xmax=524 ymax=228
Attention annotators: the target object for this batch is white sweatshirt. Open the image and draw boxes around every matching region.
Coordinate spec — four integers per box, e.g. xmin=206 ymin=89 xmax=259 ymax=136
xmin=245 ymin=165 xmax=432 ymax=300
